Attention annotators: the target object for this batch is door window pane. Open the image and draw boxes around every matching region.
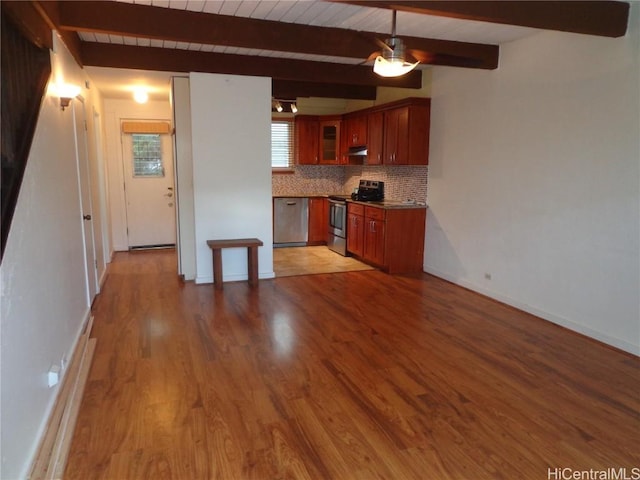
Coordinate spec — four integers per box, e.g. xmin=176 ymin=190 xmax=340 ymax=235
xmin=132 ymin=134 xmax=164 ymax=177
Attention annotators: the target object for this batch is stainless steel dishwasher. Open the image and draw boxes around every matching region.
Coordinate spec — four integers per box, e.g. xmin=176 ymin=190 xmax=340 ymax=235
xmin=273 ymin=197 xmax=309 ymax=246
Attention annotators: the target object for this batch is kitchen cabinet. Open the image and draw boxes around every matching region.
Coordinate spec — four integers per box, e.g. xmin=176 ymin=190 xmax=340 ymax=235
xmin=294 ymin=98 xmax=429 ymax=167
xmin=383 ymin=101 xmax=430 ymax=165
xmin=347 ymin=203 xmax=426 ymax=274
xmin=295 ymin=115 xmax=319 ymax=165
xmin=363 ymin=206 xmax=386 ymax=266
xmin=343 ymin=114 xmax=368 ymax=148
xmin=367 ymin=111 xmax=384 ymax=165
xmin=340 ymin=114 xmax=367 ymax=164
xmin=319 ymin=117 xmax=341 ymax=164
xmin=308 ymin=197 xmax=328 ymax=245
xmin=347 ymin=203 xmax=365 ymax=257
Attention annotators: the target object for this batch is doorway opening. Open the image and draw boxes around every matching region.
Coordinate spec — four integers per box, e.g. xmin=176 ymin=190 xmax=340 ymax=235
xmin=121 ymin=121 xmax=176 ymax=250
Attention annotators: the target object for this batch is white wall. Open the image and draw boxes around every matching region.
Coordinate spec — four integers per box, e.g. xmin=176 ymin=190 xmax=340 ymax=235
xmin=189 ymin=73 xmax=274 ymax=284
xmin=0 ymin=35 xmax=106 ymax=479
xmin=425 ymin=7 xmax=640 ymax=354
xmin=103 ymin=98 xmax=172 ymax=251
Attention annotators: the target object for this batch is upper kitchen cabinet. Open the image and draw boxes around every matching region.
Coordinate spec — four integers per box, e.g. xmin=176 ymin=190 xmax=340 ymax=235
xmin=295 ymin=115 xmax=319 ymax=165
xmin=367 ymin=111 xmax=384 ymax=165
xmin=293 ymin=98 xmax=430 ymax=166
xmin=319 ymin=117 xmax=341 ymax=164
xmin=382 ymin=98 xmax=430 ymax=165
xmin=343 ymin=113 xmax=368 ymax=148
xmin=340 ymin=113 xmax=368 ymax=164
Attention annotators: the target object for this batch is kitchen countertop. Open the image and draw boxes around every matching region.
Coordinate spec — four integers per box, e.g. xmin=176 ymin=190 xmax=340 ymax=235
xmin=273 ymin=194 xmax=427 ymax=210
xmin=350 ymin=199 xmax=427 ymax=210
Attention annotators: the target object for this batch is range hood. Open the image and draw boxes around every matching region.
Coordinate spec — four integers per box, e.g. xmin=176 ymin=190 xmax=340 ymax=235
xmin=347 ymin=146 xmax=368 ymax=156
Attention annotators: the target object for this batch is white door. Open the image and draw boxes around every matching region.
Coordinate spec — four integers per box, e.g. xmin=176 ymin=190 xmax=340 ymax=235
xmin=122 ymin=131 xmax=176 ymax=248
xmin=73 ymin=99 xmax=99 ymax=304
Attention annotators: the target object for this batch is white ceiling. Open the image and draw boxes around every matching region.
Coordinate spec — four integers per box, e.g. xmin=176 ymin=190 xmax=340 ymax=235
xmin=83 ymin=0 xmax=541 ymax=101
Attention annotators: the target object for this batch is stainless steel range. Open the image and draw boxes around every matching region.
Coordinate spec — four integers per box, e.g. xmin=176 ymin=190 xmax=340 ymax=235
xmin=327 ymin=195 xmax=349 ymax=256
xmin=354 ymin=179 xmax=384 ymax=202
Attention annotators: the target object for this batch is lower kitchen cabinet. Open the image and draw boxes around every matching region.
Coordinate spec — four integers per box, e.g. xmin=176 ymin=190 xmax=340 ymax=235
xmin=308 ymin=197 xmax=328 ymax=245
xmin=363 ymin=206 xmax=386 ymax=266
xmin=347 ymin=204 xmax=365 ymax=257
xmin=347 ymin=203 xmax=426 ymax=273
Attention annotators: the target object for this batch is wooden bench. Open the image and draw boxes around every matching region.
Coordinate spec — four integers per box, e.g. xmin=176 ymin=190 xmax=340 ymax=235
xmin=206 ymin=238 xmax=263 ymax=290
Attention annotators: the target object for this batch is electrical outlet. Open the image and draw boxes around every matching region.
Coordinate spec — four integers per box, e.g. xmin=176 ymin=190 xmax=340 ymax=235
xmin=48 ymin=365 xmax=61 ymax=388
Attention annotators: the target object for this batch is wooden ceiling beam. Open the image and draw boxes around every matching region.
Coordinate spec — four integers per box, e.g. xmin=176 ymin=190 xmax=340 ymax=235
xmin=337 ymin=1 xmax=630 ymax=38
xmin=273 ymin=80 xmax=377 ymax=100
xmin=79 ymin=43 xmax=423 ymax=89
xmin=32 ymin=1 xmax=83 ymax=65
xmin=57 ymin=0 xmax=498 ymax=70
xmin=1 ymin=1 xmax=53 ymax=49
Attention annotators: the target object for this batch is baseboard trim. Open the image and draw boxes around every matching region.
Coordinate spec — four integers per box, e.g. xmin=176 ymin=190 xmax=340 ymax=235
xmin=28 ymin=317 xmax=97 ymax=479
xmin=423 ymin=266 xmax=639 ymax=357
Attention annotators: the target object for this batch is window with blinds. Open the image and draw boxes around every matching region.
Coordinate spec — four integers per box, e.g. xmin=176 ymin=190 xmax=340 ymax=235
xmin=271 ymin=119 xmax=294 ymax=169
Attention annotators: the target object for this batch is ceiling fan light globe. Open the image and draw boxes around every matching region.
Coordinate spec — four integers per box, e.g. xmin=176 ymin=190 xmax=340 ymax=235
xmin=373 ymin=56 xmax=419 ymax=78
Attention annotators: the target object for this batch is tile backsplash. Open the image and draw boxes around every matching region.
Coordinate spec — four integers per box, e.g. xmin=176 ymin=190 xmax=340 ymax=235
xmin=272 ymin=166 xmax=345 ymax=196
xmin=272 ymin=164 xmax=428 ymax=203
xmin=344 ymin=165 xmax=428 ymax=203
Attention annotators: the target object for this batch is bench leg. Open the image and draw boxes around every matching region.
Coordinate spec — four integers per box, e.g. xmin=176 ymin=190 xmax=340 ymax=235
xmin=212 ymin=248 xmax=223 ymax=290
xmin=247 ymin=246 xmax=259 ymax=286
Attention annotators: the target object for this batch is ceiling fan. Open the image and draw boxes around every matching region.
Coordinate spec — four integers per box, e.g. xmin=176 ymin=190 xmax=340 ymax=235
xmin=370 ymin=10 xmax=420 ymax=78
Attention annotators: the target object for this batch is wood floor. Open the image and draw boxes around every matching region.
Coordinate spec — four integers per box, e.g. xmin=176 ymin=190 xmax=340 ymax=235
xmin=273 ymin=246 xmax=374 ymax=277
xmin=65 ymin=249 xmax=639 ymax=480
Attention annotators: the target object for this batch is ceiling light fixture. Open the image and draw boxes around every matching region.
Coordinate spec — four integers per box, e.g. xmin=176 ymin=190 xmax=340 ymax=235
xmin=133 ymin=89 xmax=149 ymax=104
xmin=372 ymin=10 xmax=419 ymax=78
xmin=373 ymin=54 xmax=419 ymax=78
xmin=272 ymin=98 xmax=298 ymax=113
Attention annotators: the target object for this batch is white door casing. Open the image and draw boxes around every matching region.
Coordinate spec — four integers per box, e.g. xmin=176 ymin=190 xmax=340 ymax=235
xmin=72 ymin=98 xmax=99 ymax=304
xmin=122 ymin=130 xmax=176 ymax=248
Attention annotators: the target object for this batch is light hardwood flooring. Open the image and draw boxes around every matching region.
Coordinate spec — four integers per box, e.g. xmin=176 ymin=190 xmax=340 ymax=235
xmin=273 ymin=246 xmax=374 ymax=277
xmin=64 ymin=249 xmax=639 ymax=479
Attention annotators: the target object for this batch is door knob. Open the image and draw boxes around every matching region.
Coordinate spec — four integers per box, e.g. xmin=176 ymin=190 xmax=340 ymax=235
xmin=83 ymin=214 xmax=92 ymax=220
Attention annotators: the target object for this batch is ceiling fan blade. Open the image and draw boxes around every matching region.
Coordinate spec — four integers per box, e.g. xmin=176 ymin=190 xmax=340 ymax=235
xmin=406 ymin=49 xmax=435 ymax=64
xmin=367 ymin=51 xmax=380 ymax=62
xmin=375 ymin=37 xmax=393 ymax=53
xmin=366 ymin=37 xmax=393 ymax=63
xmin=408 ymin=49 xmax=486 ymax=68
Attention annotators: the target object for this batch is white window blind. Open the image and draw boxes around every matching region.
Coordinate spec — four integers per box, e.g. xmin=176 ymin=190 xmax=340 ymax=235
xmin=271 ymin=119 xmax=294 ymax=168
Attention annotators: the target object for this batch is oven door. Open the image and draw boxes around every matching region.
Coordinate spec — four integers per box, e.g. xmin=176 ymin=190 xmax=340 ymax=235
xmin=328 ymin=199 xmax=347 ymax=238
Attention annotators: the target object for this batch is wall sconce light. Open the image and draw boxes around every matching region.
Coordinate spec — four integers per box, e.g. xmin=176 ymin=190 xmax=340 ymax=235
xmin=57 ymin=83 xmax=81 ymax=111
